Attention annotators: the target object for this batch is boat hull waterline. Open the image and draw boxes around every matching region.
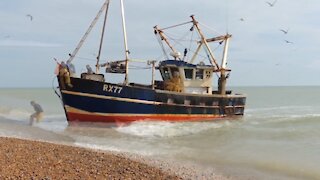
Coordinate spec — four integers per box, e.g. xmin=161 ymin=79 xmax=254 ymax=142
xmin=59 ymin=77 xmax=246 ymax=124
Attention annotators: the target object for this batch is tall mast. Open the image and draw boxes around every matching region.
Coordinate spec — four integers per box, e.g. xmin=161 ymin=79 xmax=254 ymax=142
xmin=96 ymin=1 xmax=110 ymax=73
xmin=120 ymin=0 xmax=130 ymax=85
xmin=218 ymin=35 xmax=231 ymax=95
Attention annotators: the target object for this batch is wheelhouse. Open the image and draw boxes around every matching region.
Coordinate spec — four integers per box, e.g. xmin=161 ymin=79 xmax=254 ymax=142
xmin=158 ymin=60 xmax=216 ymax=95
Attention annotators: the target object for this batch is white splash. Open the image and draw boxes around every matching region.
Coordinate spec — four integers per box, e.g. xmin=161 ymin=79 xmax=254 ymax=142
xmin=115 ymin=121 xmax=228 ymax=138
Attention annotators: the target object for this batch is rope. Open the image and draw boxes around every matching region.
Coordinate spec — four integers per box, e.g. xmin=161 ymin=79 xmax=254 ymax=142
xmin=155 ymin=33 xmax=169 ymax=59
xmin=198 ymin=22 xmax=222 ymax=35
xmin=74 ymin=56 xmax=96 ymax=62
xmin=187 ymin=25 xmax=195 ymax=61
xmin=51 ymin=76 xmax=62 ymax=103
xmin=160 ymin=21 xmax=192 ymax=30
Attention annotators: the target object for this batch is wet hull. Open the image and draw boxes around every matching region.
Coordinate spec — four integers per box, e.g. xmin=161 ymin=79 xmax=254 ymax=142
xmin=58 ymin=77 xmax=246 ymax=124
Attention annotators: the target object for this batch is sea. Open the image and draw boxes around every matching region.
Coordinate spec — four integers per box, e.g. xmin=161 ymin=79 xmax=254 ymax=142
xmin=0 ymin=86 xmax=319 ymax=180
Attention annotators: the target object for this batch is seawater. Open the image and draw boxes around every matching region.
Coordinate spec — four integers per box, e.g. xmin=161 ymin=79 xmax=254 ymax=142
xmin=0 ymin=87 xmax=320 ymax=179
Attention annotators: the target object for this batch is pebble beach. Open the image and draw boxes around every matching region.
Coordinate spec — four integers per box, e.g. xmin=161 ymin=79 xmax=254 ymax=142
xmin=0 ymin=137 xmax=228 ymax=179
xmin=0 ymin=137 xmax=180 ymax=179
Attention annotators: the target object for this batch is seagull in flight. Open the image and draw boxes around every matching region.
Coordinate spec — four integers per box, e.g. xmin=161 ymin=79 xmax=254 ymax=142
xmin=266 ymin=0 xmax=277 ymax=7
xmin=26 ymin=14 xmax=33 ymax=21
xmin=284 ymin=40 xmax=293 ymax=44
xmin=280 ymin=28 xmax=289 ymax=34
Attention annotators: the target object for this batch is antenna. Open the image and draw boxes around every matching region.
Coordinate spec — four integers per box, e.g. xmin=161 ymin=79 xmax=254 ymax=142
xmin=225 ymin=0 xmax=230 ymax=33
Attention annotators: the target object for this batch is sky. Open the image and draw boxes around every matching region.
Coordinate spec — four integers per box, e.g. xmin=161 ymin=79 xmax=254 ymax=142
xmin=0 ymin=0 xmax=319 ymax=87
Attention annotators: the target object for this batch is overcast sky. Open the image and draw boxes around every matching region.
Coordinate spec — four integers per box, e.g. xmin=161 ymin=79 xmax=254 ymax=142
xmin=0 ymin=0 xmax=319 ymax=87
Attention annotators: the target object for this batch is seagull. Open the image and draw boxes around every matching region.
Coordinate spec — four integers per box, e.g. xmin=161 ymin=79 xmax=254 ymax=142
xmin=284 ymin=40 xmax=293 ymax=44
xmin=26 ymin=14 xmax=33 ymax=21
xmin=280 ymin=28 xmax=289 ymax=34
xmin=266 ymin=0 xmax=277 ymax=7
xmin=239 ymin=18 xmax=245 ymax=22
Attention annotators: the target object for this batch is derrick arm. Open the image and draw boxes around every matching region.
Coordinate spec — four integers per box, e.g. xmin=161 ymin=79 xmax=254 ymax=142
xmin=67 ymin=0 xmax=110 ymax=63
xmin=190 ymin=15 xmax=220 ymax=69
xmin=189 ymin=42 xmax=203 ymax=64
xmin=154 ymin=26 xmax=180 ymax=60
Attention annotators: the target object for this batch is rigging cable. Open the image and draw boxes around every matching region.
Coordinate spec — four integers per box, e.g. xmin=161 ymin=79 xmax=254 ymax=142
xmin=187 ymin=25 xmax=195 ymax=61
xmin=160 ymin=21 xmax=192 ymax=31
xmin=67 ymin=0 xmax=110 ymax=63
xmin=164 ymin=30 xmax=193 ymax=54
xmin=154 ymin=30 xmax=169 ymax=59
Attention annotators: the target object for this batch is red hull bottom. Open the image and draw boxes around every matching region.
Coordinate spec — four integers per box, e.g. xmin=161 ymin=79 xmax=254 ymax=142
xmin=66 ymin=112 xmax=227 ymax=127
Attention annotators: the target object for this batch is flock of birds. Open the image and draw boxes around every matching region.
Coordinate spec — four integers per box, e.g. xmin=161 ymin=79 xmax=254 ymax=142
xmin=240 ymin=0 xmax=294 ymax=44
xmin=4 ymin=2 xmax=294 ymax=45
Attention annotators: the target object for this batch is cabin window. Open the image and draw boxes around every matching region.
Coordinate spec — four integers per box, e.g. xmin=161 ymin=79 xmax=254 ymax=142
xmin=162 ymin=68 xmax=170 ymax=80
xmin=195 ymin=69 xmax=204 ymax=79
xmin=205 ymin=71 xmax=211 ymax=79
xmin=170 ymin=67 xmax=179 ymax=78
xmin=184 ymin=69 xmax=193 ymax=80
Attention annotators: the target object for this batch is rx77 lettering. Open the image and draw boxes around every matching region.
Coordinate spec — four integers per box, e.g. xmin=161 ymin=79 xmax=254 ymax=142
xmin=103 ymin=85 xmax=123 ymax=94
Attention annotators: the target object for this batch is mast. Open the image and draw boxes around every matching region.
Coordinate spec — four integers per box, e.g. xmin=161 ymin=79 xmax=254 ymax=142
xmin=218 ymin=35 xmax=231 ymax=95
xmin=120 ymin=0 xmax=130 ymax=85
xmin=96 ymin=1 xmax=110 ymax=73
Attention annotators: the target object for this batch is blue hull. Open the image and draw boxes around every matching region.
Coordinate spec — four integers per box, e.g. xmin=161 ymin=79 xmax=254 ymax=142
xmin=58 ymin=77 xmax=246 ymax=123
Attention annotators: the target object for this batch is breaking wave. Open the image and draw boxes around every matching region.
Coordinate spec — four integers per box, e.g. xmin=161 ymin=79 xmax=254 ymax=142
xmin=0 ymin=106 xmax=30 ymax=121
xmin=115 ymin=121 xmax=232 ymax=138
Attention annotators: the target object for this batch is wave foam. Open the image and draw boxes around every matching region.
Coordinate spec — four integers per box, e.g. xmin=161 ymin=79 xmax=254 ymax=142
xmin=0 ymin=106 xmax=30 ymax=121
xmin=115 ymin=121 xmax=231 ymax=138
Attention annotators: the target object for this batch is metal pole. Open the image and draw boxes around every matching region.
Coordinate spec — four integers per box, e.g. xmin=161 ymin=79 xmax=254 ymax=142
xmin=148 ymin=60 xmax=156 ymax=89
xmin=67 ymin=0 xmax=109 ymax=63
xmin=120 ymin=0 xmax=130 ymax=85
xmin=96 ymin=1 xmax=110 ymax=73
xmin=190 ymin=15 xmax=220 ymax=69
xmin=154 ymin=26 xmax=180 ymax=60
xmin=189 ymin=42 xmax=203 ymax=64
xmin=218 ymin=35 xmax=231 ymax=95
xmin=221 ymin=35 xmax=230 ymax=69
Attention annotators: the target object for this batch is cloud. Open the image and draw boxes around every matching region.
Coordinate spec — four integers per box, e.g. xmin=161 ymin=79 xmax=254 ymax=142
xmin=0 ymin=39 xmax=62 ymax=48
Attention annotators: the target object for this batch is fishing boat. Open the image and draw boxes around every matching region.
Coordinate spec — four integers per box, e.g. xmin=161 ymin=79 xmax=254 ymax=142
xmin=54 ymin=0 xmax=246 ymax=125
